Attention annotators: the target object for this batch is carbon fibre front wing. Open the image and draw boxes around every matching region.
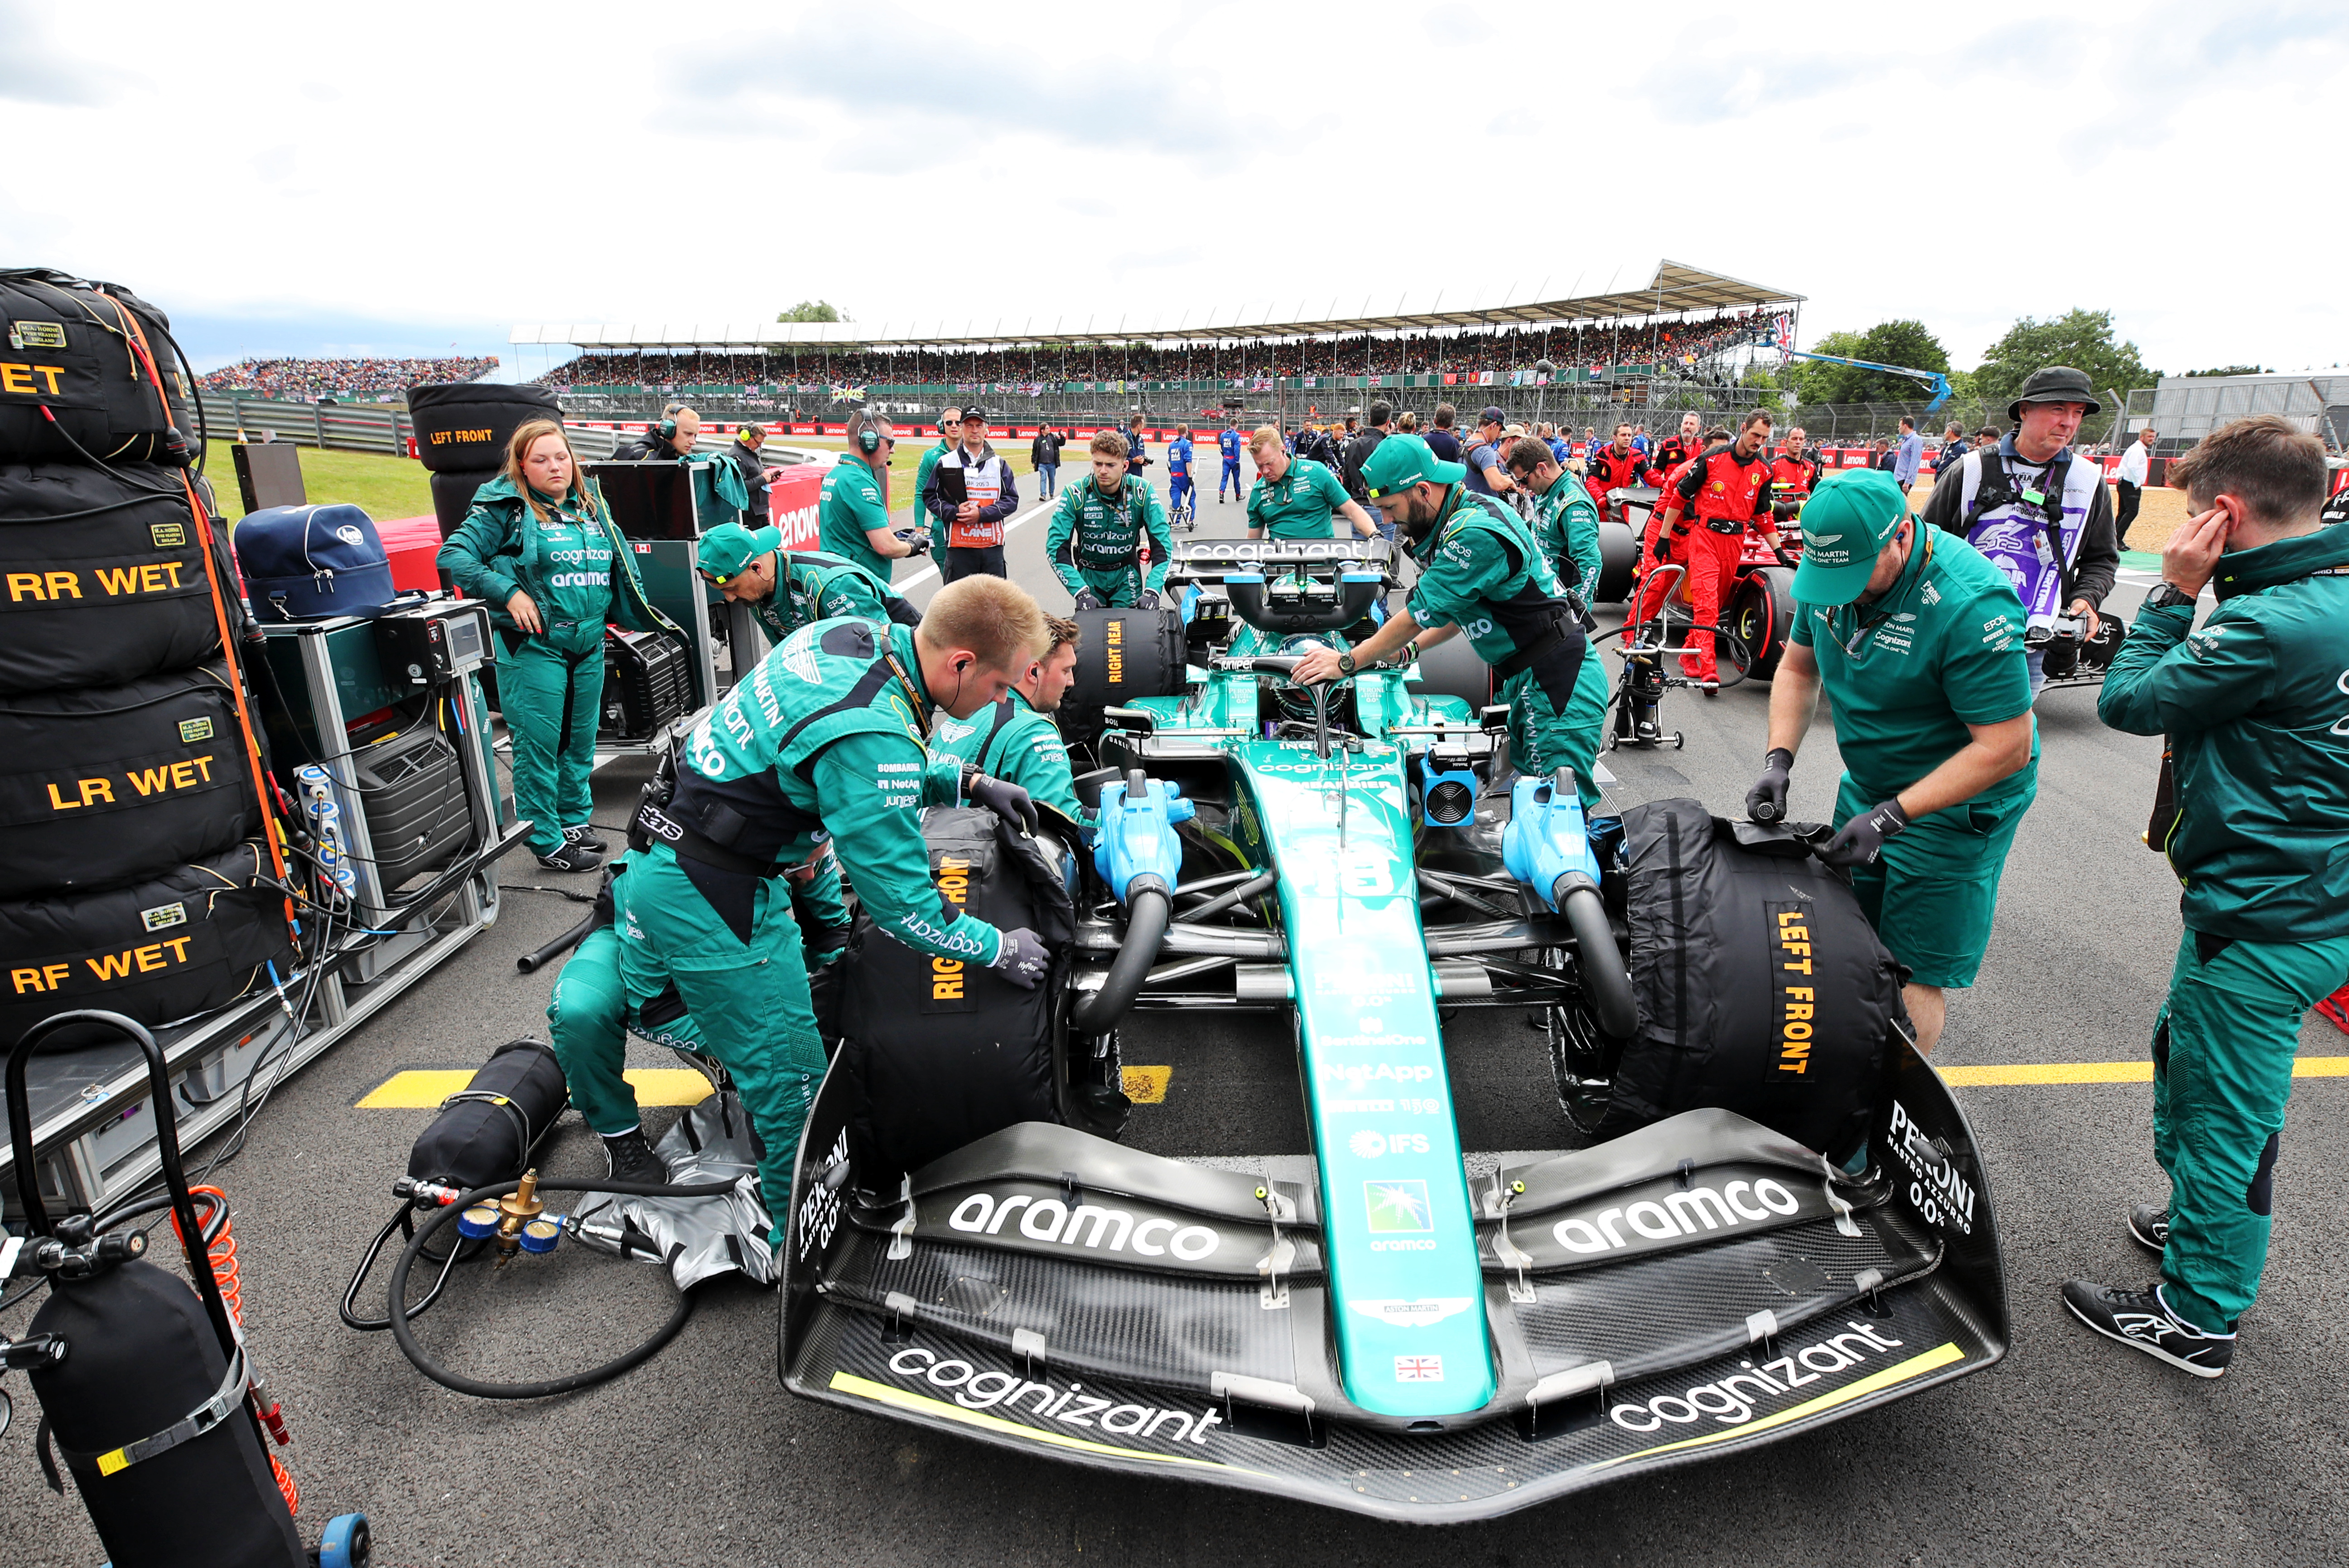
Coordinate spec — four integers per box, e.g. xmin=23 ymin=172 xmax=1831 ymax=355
xmin=777 ymin=1041 xmax=2005 ymax=1523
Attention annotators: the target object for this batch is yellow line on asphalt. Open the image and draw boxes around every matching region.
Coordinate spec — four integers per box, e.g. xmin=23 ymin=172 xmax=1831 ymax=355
xmin=357 ymin=1067 xmax=713 ymax=1109
xmin=1944 ymin=1057 xmax=2348 ymax=1087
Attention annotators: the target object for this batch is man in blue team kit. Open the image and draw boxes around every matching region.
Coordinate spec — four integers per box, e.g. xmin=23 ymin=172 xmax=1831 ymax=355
xmin=1166 ymin=426 xmax=1196 ymax=525
xmin=1218 ymin=422 xmax=1245 ymax=502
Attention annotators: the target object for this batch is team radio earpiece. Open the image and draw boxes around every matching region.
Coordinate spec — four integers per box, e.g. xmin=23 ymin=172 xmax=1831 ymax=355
xmin=852 ymin=410 xmax=887 ymax=456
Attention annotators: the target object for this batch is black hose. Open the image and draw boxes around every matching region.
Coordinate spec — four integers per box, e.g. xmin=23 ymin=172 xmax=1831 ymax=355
xmin=517 ymin=907 xmax=598 ymax=974
xmin=1561 ymin=885 xmax=1637 ymax=1039
xmin=385 ymin=1175 xmax=736 ymax=1399
xmin=1073 ymin=885 xmax=1171 ymax=1031
xmin=339 ymin=1205 xmax=472 ymax=1332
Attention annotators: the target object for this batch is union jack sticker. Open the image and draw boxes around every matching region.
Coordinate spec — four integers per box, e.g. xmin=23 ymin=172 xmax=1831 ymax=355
xmin=1395 ymin=1356 xmax=1444 ymax=1382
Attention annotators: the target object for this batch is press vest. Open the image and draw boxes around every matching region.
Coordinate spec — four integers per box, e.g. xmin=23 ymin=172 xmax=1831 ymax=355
xmin=1954 ymin=443 xmax=2104 ymax=626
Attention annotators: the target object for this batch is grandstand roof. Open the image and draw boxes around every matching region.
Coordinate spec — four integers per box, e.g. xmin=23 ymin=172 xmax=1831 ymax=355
xmin=509 ymin=259 xmax=1802 ymax=351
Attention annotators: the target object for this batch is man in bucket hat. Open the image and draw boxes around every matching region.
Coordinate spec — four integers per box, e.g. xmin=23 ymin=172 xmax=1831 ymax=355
xmin=1746 ymin=469 xmax=2039 ymax=1057
xmin=1924 ymin=364 xmax=2120 ymax=694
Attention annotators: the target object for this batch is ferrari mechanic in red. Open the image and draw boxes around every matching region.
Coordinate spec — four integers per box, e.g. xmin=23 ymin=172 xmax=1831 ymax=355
xmin=1583 ymin=421 xmax=1664 ymax=521
xmin=1654 ymin=410 xmax=1777 ymax=690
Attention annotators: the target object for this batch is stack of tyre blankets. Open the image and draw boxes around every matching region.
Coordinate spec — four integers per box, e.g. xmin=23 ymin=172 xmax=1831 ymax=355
xmin=0 ymin=268 xmax=294 ymax=1053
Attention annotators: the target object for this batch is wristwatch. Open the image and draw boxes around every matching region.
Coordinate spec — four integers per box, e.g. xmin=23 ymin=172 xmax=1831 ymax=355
xmin=2141 ymin=581 xmax=2197 ymax=612
xmin=1336 ymin=652 xmax=1357 ymax=676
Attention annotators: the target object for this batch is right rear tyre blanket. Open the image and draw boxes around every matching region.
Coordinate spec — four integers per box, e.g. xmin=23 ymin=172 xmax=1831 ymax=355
xmin=838 ymin=807 xmax=1061 ymax=1185
xmin=1605 ymin=798 xmax=1907 ymax=1160
xmin=430 ymin=466 xmax=500 ymax=540
xmin=0 ymin=659 xmax=260 ymax=897
xmin=0 ymin=840 xmax=292 ymax=1052
xmin=1060 ymin=604 xmax=1184 ymax=750
xmin=406 ymin=381 xmax=561 ymax=474
xmin=0 ymin=462 xmax=224 ymax=693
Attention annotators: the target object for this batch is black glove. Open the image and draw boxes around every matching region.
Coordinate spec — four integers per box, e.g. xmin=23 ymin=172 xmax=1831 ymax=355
xmin=989 ymin=926 xmax=1050 ymax=989
xmin=1135 ymin=589 xmax=1160 ymax=610
xmin=1073 ymin=589 xmax=1103 ymax=611
xmin=895 ymin=529 xmax=931 ymax=558
xmin=966 ymin=772 xmax=1038 ymax=835
xmin=1747 ymin=748 xmax=1794 ymax=823
xmin=1818 ymin=798 xmax=1911 ymax=868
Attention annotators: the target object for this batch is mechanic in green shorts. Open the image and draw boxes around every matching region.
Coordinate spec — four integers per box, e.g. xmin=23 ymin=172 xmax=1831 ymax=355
xmin=817 ymin=410 xmax=928 ymax=583
xmin=609 ymin=576 xmax=1055 ymax=1239
xmin=1245 ymin=425 xmax=1379 ymax=541
xmin=1291 ymin=435 xmax=1606 ymax=813
xmin=928 ymin=613 xmax=1088 ymax=824
xmin=697 ymin=520 xmax=921 ymax=640
xmin=2060 ymin=415 xmax=2349 ymax=1380
xmin=1746 ymin=468 xmax=2037 ymax=1057
xmin=1046 ymin=431 xmax=1173 ymax=609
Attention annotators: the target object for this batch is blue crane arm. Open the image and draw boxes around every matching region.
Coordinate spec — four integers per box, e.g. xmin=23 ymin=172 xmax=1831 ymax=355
xmin=1780 ymin=349 xmax=1953 ymax=412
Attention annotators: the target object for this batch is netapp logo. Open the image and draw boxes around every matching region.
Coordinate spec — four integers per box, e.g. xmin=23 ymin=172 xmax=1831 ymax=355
xmin=946 ymin=1192 xmax=1220 ymax=1261
xmin=1551 ymin=1177 xmax=1802 ymax=1255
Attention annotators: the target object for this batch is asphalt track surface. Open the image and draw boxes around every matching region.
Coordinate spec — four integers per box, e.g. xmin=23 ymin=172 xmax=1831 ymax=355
xmin=6 ymin=477 xmax=2348 ymax=1567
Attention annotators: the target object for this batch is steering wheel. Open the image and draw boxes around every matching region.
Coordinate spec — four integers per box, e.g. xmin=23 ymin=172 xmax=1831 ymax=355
xmin=1212 ymin=654 xmax=1307 ymax=678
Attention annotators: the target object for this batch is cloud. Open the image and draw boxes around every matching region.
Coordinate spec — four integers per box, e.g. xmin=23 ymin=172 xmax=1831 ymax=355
xmin=0 ymin=0 xmax=114 ymax=106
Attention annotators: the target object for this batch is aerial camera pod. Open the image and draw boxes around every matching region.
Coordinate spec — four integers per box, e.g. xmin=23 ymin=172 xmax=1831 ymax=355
xmin=0 ymin=269 xmax=197 ymax=467
xmin=0 ymin=461 xmax=230 ymax=694
xmin=0 ymin=659 xmax=260 ymax=898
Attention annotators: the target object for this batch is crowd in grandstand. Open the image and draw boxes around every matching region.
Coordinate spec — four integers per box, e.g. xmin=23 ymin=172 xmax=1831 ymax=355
xmin=531 ymin=312 xmax=1770 ymax=391
xmin=198 ymin=355 xmax=498 ymax=400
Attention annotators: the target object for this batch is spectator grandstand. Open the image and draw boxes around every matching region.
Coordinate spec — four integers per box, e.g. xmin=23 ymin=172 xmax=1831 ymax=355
xmin=198 ymin=355 xmax=498 ymax=400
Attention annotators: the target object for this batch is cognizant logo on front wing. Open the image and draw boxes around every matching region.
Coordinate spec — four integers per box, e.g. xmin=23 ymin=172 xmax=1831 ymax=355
xmin=882 ymin=1345 xmax=1225 ymax=1445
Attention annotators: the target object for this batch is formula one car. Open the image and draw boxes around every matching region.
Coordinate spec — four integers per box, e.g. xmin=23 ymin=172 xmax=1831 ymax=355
xmin=780 ymin=537 xmax=2008 ymax=1522
xmin=1613 ymin=484 xmax=1800 ymax=680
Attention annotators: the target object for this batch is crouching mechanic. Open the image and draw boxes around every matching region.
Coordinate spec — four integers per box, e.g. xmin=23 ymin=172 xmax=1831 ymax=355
xmin=929 ymin=614 xmax=1089 ymax=825
xmin=1292 ymin=435 xmax=1606 ymax=812
xmin=696 ymin=520 xmax=921 ymax=639
xmin=1746 ymin=470 xmax=2037 ymax=1058
xmin=1047 ymin=431 xmax=1173 ymax=609
xmin=609 ymin=576 xmax=1056 ymax=1238
xmin=2064 ymin=415 xmax=2349 ymax=1379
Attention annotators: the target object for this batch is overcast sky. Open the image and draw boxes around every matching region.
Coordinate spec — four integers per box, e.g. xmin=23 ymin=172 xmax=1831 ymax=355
xmin=6 ymin=0 xmax=2341 ymax=377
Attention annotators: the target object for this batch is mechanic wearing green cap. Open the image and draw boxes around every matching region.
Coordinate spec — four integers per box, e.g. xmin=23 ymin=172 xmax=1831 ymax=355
xmin=1045 ymin=430 xmax=1174 ymax=609
xmin=697 ymin=520 xmax=920 ymax=640
xmin=1292 ymin=434 xmax=1605 ymax=812
xmin=1746 ymin=467 xmax=2037 ymax=1057
xmin=610 ymin=575 xmax=1054 ymax=1233
xmin=928 ymin=613 xmax=1089 ymax=824
xmin=2060 ymin=415 xmax=2349 ymax=1380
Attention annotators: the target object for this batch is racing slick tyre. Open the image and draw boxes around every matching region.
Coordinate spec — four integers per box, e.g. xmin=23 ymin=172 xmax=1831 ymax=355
xmin=1061 ymin=605 xmax=1183 ymax=758
xmin=1727 ymin=566 xmax=1796 ymax=682
xmin=1592 ymin=516 xmax=1638 ymax=604
xmin=406 ymin=381 xmax=562 ymax=474
xmin=1410 ymin=625 xmax=1492 ymax=711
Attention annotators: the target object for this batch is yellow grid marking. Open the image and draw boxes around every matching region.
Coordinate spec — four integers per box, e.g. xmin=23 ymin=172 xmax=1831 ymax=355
xmin=1944 ymin=1056 xmax=2348 ymax=1087
xmin=357 ymin=1067 xmax=713 ymax=1109
xmin=1121 ymin=1066 xmax=1173 ymax=1104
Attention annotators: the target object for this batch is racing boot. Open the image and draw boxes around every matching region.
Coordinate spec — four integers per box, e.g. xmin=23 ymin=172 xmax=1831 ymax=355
xmin=564 ymin=824 xmax=611 ymax=853
xmin=2060 ymin=1280 xmax=2235 ymax=1379
xmin=2127 ymin=1203 xmax=2170 ymax=1255
xmin=601 ymin=1128 xmax=671 ymax=1187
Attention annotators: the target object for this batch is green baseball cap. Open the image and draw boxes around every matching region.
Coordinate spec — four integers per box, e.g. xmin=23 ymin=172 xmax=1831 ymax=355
xmin=696 ymin=521 xmax=780 ymax=583
xmin=1789 ymin=470 xmax=1909 ymax=605
xmin=1358 ymin=434 xmax=1465 ymax=499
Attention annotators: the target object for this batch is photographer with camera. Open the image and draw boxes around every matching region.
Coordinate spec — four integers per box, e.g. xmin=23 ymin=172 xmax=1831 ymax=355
xmin=1747 ymin=469 xmax=2037 ymax=1059
xmin=819 ymin=409 xmax=926 ymax=583
xmin=1924 ymin=366 xmax=2118 ymax=693
xmin=2063 ymin=415 xmax=2349 ymax=1380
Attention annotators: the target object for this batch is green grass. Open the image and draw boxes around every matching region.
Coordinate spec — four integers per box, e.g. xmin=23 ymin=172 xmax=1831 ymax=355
xmin=202 ymin=440 xmax=434 ymax=526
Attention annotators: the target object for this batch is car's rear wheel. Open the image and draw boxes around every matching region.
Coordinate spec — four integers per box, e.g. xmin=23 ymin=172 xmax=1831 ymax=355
xmin=1727 ymin=566 xmax=1796 ymax=682
xmin=1546 ymin=985 xmax=1625 ymax=1139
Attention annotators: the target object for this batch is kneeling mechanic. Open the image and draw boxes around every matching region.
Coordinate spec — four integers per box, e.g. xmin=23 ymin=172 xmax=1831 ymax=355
xmin=610 ymin=577 xmax=1056 ymax=1240
xmin=1292 ymin=435 xmax=1606 ymax=812
xmin=696 ymin=520 xmax=922 ymax=639
xmin=1047 ymin=431 xmax=1172 ymax=609
xmin=928 ymin=614 xmax=1088 ymax=824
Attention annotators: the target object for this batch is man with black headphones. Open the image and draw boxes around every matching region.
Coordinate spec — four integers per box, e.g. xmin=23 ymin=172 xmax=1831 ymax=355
xmin=613 ymin=402 xmax=749 ymax=529
xmin=819 ymin=408 xmax=928 ymax=583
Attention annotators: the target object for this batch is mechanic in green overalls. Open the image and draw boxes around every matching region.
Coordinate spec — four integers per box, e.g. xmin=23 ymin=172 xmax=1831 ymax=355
xmin=696 ymin=520 xmax=920 ymax=638
xmin=440 ymin=418 xmax=677 ymax=873
xmin=1290 ymin=435 xmax=1606 ymax=812
xmin=927 ymin=613 xmax=1087 ymax=823
xmin=609 ymin=575 xmax=1055 ymax=1234
xmin=818 ymin=410 xmax=927 ymax=583
xmin=1045 ymin=432 xmax=1173 ymax=609
xmin=1745 ymin=468 xmax=2037 ymax=1058
xmin=1505 ymin=433 xmax=1614 ymax=785
xmin=2063 ymin=415 xmax=2349 ymax=1380
xmin=1244 ymin=425 xmax=1379 ymax=541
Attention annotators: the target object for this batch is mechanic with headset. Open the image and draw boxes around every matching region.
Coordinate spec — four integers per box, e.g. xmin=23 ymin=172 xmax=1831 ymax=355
xmin=819 ymin=409 xmax=927 ymax=583
xmin=439 ymin=419 xmax=677 ymax=874
xmin=1292 ymin=434 xmax=1606 ymax=812
xmin=612 ymin=401 xmax=750 ymax=530
xmin=2063 ymin=415 xmax=2349 ymax=1380
xmin=1217 ymin=418 xmax=1245 ymax=503
xmin=1923 ymin=365 xmax=2119 ymax=694
xmin=925 ymin=405 xmax=1021 ymax=583
xmin=1046 ymin=430 xmax=1173 ymax=609
xmin=928 ymin=613 xmax=1089 ymax=825
xmin=724 ymin=420 xmax=772 ymax=526
xmin=611 ymin=575 xmax=1055 ymax=1235
xmin=1746 ymin=468 xmax=2038 ymax=1059
xmin=695 ymin=519 xmax=921 ymax=640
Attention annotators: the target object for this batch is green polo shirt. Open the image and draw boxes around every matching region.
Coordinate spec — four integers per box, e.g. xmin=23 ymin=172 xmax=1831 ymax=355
xmin=1246 ymin=456 xmax=1353 ymax=540
xmin=1789 ymin=528 xmax=2039 ymax=806
xmin=817 ymin=456 xmax=893 ymax=583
